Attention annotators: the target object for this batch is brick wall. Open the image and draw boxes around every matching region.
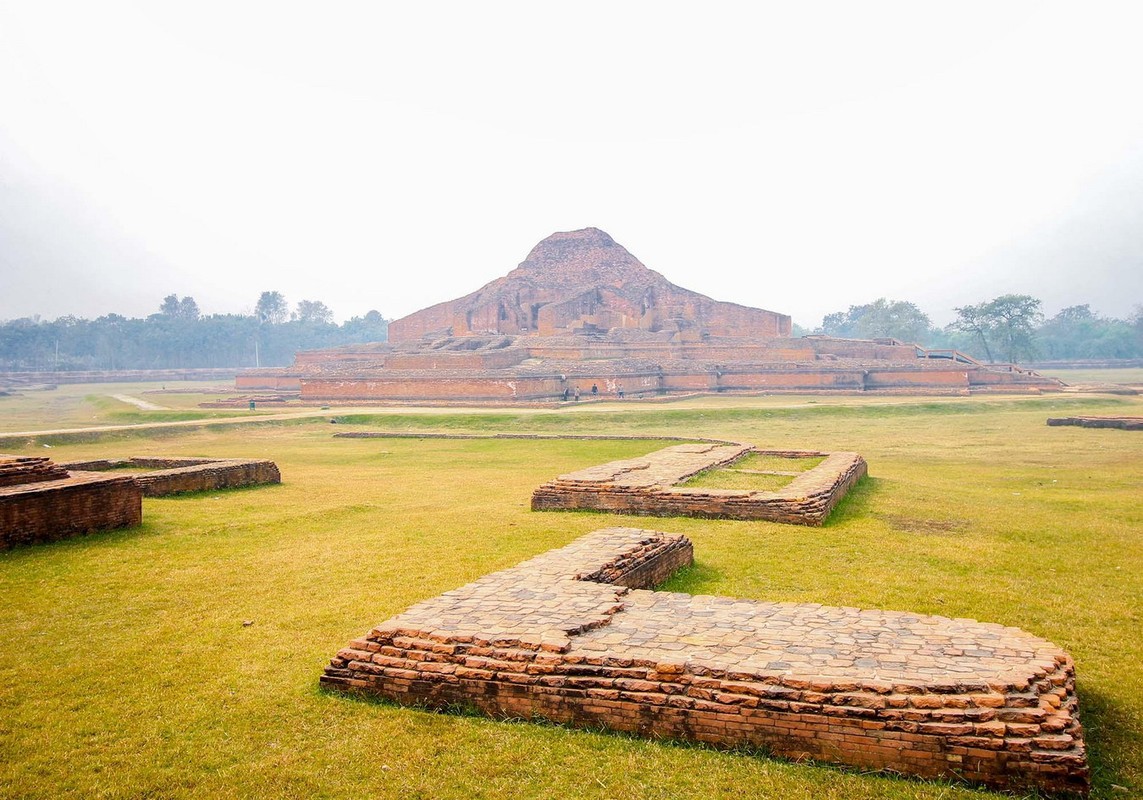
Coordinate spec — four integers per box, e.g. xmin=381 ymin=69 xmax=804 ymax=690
xmin=235 ymin=373 xmax=302 ymax=391
xmin=58 ymin=457 xmax=282 ymax=497
xmin=1047 ymin=416 xmax=1143 ymax=430
xmin=1 ymin=472 xmax=141 ymax=548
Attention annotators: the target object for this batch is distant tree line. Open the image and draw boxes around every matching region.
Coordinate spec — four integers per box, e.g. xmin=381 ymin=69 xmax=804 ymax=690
xmin=0 ymin=292 xmax=388 ymax=371
xmin=813 ymin=296 xmax=1143 ymax=363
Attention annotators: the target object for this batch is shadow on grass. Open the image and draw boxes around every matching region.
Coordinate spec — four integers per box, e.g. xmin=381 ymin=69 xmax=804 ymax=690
xmin=0 ymin=519 xmax=161 ymax=560
xmin=656 ymin=560 xmax=725 ymax=594
xmin=144 ymin=482 xmax=285 ymax=502
xmin=1077 ymin=683 xmax=1138 ymax=795
xmin=318 ymin=684 xmax=984 ymax=796
xmin=821 ymin=475 xmax=881 ymax=527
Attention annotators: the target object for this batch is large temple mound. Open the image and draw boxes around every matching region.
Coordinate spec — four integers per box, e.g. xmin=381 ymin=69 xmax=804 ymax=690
xmin=386 ymin=227 xmax=791 ymax=342
xmin=237 ymin=228 xmax=1062 ymax=401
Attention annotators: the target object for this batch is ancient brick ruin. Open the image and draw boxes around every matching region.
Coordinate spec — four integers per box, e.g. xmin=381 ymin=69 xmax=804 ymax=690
xmin=1047 ymin=416 xmax=1143 ymax=430
xmin=59 ymin=456 xmax=281 ymax=496
xmin=322 ymin=527 xmax=1088 ymax=794
xmin=238 ymin=227 xmax=1061 ymax=401
xmin=1 ymin=455 xmax=281 ymax=548
xmin=532 ymin=443 xmax=866 ymax=526
xmin=0 ymin=455 xmax=142 ymax=548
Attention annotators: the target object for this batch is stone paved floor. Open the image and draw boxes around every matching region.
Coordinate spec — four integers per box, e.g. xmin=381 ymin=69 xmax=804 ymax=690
xmin=370 ymin=528 xmax=1065 ymax=691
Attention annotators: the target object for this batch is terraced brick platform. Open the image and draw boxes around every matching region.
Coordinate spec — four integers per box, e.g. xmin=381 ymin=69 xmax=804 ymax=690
xmin=58 ymin=456 xmax=281 ymax=496
xmin=531 ymin=443 xmax=867 ymax=526
xmin=323 ymin=528 xmax=1087 ymax=793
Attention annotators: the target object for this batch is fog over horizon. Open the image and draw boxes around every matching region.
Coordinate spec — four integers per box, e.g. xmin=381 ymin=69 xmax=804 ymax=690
xmin=2 ymin=2 xmax=1141 ymax=331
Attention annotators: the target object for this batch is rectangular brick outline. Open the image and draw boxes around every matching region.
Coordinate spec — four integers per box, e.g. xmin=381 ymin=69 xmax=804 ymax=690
xmin=531 ymin=444 xmax=868 ymax=526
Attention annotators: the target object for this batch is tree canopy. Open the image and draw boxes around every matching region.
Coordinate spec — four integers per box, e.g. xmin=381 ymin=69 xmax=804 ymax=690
xmin=255 ymin=291 xmax=289 ymax=325
xmin=951 ymin=295 xmax=1042 ymax=363
xmin=821 ymin=299 xmax=933 ymax=343
xmin=0 ymin=292 xmax=388 ymax=371
xmin=816 ymin=296 xmax=1142 ymax=363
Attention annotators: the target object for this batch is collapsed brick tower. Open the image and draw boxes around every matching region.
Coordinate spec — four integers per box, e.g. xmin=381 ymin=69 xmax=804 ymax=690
xmin=387 ymin=227 xmax=791 ymax=342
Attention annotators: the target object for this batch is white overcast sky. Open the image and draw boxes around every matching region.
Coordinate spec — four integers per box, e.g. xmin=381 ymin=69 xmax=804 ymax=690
xmin=2 ymin=1 xmax=1142 ymax=328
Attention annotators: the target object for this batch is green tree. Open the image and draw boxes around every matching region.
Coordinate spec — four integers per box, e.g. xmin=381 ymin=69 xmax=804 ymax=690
xmin=987 ymin=294 xmax=1042 ymax=363
xmin=160 ymin=294 xmax=181 ymax=317
xmin=294 ymin=299 xmax=334 ymax=325
xmin=820 ymin=298 xmax=934 ymax=344
xmin=255 ymin=291 xmax=288 ymax=325
xmin=949 ymin=302 xmax=995 ymax=362
xmin=159 ymin=294 xmax=201 ymax=321
xmin=951 ymin=294 xmax=1041 ymax=363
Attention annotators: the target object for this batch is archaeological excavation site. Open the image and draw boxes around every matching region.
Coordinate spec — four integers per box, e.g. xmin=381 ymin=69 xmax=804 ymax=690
xmin=321 ymin=435 xmax=1089 ymax=793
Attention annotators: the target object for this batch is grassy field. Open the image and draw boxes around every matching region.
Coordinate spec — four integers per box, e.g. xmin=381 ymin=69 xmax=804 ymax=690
xmin=0 ymin=381 xmax=271 ymax=430
xmin=1 ymin=386 xmax=1141 ymax=798
xmin=1038 ymin=367 xmax=1143 ymax=386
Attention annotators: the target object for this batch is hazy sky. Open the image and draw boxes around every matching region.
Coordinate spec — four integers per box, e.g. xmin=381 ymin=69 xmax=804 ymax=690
xmin=2 ymin=1 xmax=1141 ymax=328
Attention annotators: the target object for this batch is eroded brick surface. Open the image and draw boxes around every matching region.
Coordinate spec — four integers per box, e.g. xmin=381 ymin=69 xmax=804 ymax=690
xmin=322 ymin=528 xmax=1088 ymax=794
xmin=531 ymin=444 xmax=867 ymax=526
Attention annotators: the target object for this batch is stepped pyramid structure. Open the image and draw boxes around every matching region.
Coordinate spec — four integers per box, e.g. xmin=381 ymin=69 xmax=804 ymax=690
xmin=387 ymin=227 xmax=789 ymax=342
xmin=238 ymin=228 xmax=1061 ymax=402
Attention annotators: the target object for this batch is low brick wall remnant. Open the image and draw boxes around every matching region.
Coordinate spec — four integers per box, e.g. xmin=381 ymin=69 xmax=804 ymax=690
xmin=0 ymin=455 xmax=141 ymax=548
xmin=0 ymin=456 xmax=71 ymax=488
xmin=1047 ymin=416 xmax=1143 ymax=430
xmin=58 ymin=457 xmax=281 ymax=497
xmin=531 ymin=443 xmax=866 ymax=526
xmin=322 ymin=528 xmax=1088 ymax=794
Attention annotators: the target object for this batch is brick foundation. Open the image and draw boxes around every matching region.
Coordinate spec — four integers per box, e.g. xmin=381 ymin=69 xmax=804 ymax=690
xmin=0 ymin=455 xmax=141 ymax=548
xmin=322 ymin=528 xmax=1088 ymax=794
xmin=531 ymin=443 xmax=867 ymax=526
xmin=58 ymin=457 xmax=281 ymax=497
xmin=1046 ymin=416 xmax=1143 ymax=431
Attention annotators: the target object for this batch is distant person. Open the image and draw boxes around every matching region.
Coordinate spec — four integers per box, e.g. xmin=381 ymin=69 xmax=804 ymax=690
xmin=574 ymin=387 xmax=580 ymax=401
xmin=591 ymin=383 xmax=598 ymax=395
xmin=617 ymin=384 xmax=624 ymax=399
xmin=562 ymin=387 xmax=570 ymax=401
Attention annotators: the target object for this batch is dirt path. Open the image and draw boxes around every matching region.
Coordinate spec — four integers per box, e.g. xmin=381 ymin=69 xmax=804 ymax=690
xmin=110 ymin=393 xmax=169 ymax=411
xmin=0 ymin=405 xmax=553 ymax=441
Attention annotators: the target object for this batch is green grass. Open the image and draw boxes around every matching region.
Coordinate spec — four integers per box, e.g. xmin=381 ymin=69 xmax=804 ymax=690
xmin=1 ymin=388 xmax=1142 ymax=798
xmin=1037 ymin=367 xmax=1143 ymax=385
xmin=681 ymin=454 xmax=824 ymax=492
xmin=0 ymin=381 xmax=274 ymax=431
xmin=682 ymin=469 xmax=794 ymax=491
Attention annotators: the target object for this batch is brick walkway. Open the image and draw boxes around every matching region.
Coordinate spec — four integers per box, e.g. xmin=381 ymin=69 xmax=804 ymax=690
xmin=323 ymin=528 xmax=1088 ymax=793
